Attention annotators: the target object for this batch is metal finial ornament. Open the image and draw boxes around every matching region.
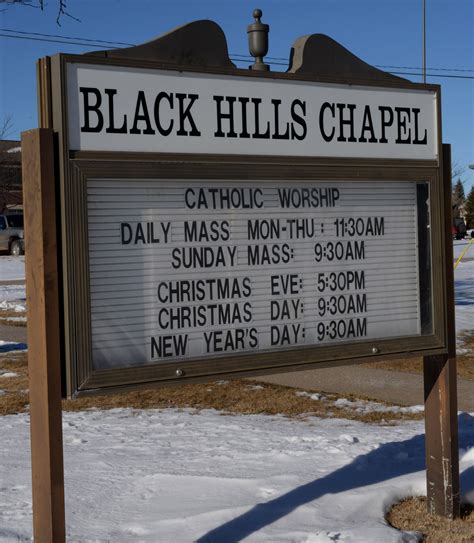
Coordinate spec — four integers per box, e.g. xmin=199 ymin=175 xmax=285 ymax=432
xmin=247 ymin=8 xmax=270 ymax=71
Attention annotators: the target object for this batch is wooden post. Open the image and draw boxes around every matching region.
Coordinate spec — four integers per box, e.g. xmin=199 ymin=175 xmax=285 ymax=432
xmin=22 ymin=128 xmax=66 ymax=541
xmin=423 ymin=143 xmax=460 ymax=518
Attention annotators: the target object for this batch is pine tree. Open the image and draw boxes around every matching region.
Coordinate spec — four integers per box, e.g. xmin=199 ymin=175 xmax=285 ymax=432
xmin=452 ymin=178 xmax=466 ymax=217
xmin=464 ymin=187 xmax=474 ymax=229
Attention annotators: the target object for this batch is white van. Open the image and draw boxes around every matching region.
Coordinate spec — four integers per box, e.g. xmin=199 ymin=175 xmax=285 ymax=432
xmin=0 ymin=213 xmax=24 ymax=255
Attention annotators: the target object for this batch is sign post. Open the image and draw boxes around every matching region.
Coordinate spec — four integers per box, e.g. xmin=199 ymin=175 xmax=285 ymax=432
xmin=22 ymin=128 xmax=66 ymax=541
xmin=423 ymin=144 xmax=460 ymax=518
xmin=24 ymin=11 xmax=459 ymax=539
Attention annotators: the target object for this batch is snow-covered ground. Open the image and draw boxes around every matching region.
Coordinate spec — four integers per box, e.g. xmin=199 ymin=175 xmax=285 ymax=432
xmin=0 ymin=256 xmax=25 ymax=282
xmin=0 ymin=247 xmax=472 ymax=542
xmin=454 ymin=240 xmax=474 ymax=335
xmin=0 ymin=408 xmax=474 ymax=542
xmin=0 ymin=257 xmax=26 ymax=319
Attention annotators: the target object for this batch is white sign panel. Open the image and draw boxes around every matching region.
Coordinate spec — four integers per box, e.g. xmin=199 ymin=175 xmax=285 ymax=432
xmin=68 ymin=63 xmax=438 ymax=160
xmin=87 ymin=180 xmax=421 ymax=369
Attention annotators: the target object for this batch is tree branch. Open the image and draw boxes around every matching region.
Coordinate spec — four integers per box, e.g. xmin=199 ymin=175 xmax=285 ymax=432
xmin=0 ymin=114 xmax=14 ymax=140
xmin=0 ymin=0 xmax=80 ymax=25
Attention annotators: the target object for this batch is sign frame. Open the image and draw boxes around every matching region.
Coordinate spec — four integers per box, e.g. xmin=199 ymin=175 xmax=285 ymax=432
xmin=38 ymin=52 xmax=447 ymax=398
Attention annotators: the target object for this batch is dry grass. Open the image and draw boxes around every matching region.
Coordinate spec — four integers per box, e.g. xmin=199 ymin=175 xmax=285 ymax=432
xmin=0 ymin=308 xmax=27 ymax=327
xmin=365 ymin=354 xmax=474 ymax=380
xmin=0 ymin=351 xmax=424 ymax=423
xmin=387 ymin=497 xmax=474 ymax=542
xmin=0 ymin=319 xmax=27 ymax=328
xmin=364 ymin=332 xmax=474 ymax=380
xmin=62 ymin=381 xmax=423 ymax=424
xmin=459 ymin=331 xmax=474 ymax=356
xmin=0 ymin=351 xmax=29 ymax=416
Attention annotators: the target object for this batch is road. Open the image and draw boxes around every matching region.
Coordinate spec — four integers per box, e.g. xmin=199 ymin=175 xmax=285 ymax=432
xmin=257 ymin=364 xmax=474 ymax=412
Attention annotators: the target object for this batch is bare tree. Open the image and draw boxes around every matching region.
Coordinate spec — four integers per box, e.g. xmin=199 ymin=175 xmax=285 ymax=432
xmin=465 ymin=187 xmax=474 ymax=229
xmin=0 ymin=115 xmax=22 ymax=211
xmin=451 ymin=160 xmax=466 ymax=185
xmin=0 ymin=114 xmax=14 ymax=140
xmin=0 ymin=0 xmax=79 ymax=25
xmin=452 ymin=178 xmax=466 ymax=218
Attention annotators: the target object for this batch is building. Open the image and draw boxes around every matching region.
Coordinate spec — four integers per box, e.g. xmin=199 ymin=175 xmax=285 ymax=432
xmin=0 ymin=139 xmax=22 ymax=212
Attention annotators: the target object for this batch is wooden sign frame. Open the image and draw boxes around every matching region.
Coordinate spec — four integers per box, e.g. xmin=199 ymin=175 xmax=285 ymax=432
xmin=37 ymin=48 xmax=447 ymax=398
xmin=57 ymin=158 xmax=446 ymax=397
xmin=23 ymin=20 xmax=459 ymax=541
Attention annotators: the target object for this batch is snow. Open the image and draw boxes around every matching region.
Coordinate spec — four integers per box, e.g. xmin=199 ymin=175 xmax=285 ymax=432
xmin=454 ymin=238 xmax=474 ymax=258
xmin=0 ymin=300 xmax=25 ymax=313
xmin=0 ymin=372 xmax=18 ymax=378
xmin=0 ymin=256 xmax=25 ymax=282
xmin=4 ymin=317 xmax=26 ymax=324
xmin=296 ymin=391 xmax=323 ymax=401
xmin=293 ymin=392 xmax=425 ymax=414
xmin=0 ymin=249 xmax=472 ymax=541
xmin=0 ymin=408 xmax=473 ymax=542
xmin=333 ymin=398 xmax=424 ymax=415
xmin=0 ymin=286 xmax=26 ymax=308
xmin=454 ymin=256 xmax=473 ymax=334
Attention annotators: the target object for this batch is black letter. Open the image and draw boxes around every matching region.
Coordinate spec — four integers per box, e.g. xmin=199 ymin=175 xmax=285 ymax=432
xmin=176 ymin=94 xmax=201 ymax=136
xmin=104 ymin=89 xmax=127 ymax=134
xmin=412 ymin=108 xmax=428 ymax=145
xmin=154 ymin=92 xmax=174 ymax=136
xmin=251 ymin=98 xmax=270 ymax=139
xmin=238 ymin=97 xmax=251 ymax=138
xmin=358 ymin=105 xmax=377 ymax=143
xmin=337 ymin=103 xmax=357 ymax=142
xmin=130 ymin=91 xmax=155 ymax=135
xmin=290 ymin=99 xmax=307 ymax=140
xmin=395 ymin=107 xmax=411 ymax=144
xmin=214 ymin=96 xmax=237 ymax=137
xmin=185 ymin=189 xmax=196 ymax=209
xmin=271 ymin=99 xmax=290 ymax=140
xmin=121 ymin=223 xmax=132 ymax=244
xmin=379 ymin=106 xmax=394 ymax=143
xmin=80 ymin=87 xmax=103 ymax=133
xmin=319 ymin=102 xmax=335 ymax=142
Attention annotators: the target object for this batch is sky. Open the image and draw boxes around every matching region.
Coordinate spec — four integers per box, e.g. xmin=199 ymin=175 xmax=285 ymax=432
xmin=0 ymin=0 xmax=473 ymax=190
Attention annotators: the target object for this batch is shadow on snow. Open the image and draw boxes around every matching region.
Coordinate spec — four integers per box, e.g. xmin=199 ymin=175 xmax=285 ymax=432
xmin=197 ymin=413 xmax=474 ymax=543
xmin=0 ymin=342 xmax=27 ymax=354
xmin=455 ymin=279 xmax=474 ymax=306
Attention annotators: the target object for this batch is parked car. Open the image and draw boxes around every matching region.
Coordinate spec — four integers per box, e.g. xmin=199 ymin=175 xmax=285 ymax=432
xmin=453 ymin=217 xmax=467 ymax=240
xmin=0 ymin=212 xmax=24 ymax=255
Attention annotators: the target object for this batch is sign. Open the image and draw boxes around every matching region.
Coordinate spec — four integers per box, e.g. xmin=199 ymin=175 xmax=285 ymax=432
xmin=39 ymin=46 xmax=447 ymax=394
xmin=67 ymin=63 xmax=439 ymax=160
xmin=88 ymin=179 xmax=422 ymax=369
xmin=26 ymin=19 xmax=458 ymax=542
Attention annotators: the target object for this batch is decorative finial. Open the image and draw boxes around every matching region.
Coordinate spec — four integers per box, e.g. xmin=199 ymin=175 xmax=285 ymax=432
xmin=247 ymin=8 xmax=270 ymax=71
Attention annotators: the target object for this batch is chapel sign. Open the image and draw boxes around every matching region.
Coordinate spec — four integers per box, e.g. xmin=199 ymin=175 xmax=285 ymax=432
xmin=36 ymin=19 xmax=446 ymax=397
xmin=24 ymin=14 xmax=458 ymax=540
xmin=69 ymin=64 xmax=438 ymax=159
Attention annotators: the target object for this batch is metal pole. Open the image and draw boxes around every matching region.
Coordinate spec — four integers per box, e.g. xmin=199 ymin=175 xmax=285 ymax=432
xmin=422 ymin=0 xmax=426 ymax=83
